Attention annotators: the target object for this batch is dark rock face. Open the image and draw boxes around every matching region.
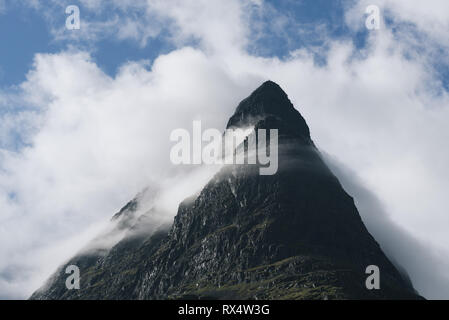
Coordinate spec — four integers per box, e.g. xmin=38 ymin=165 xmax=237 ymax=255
xmin=30 ymin=81 xmax=422 ymax=300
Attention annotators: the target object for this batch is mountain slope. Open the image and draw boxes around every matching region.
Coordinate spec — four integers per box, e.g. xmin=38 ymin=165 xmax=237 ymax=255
xmin=30 ymin=81 xmax=421 ymax=300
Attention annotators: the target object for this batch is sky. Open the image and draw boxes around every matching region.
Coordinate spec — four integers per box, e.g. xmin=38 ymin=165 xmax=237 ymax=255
xmin=0 ymin=0 xmax=448 ymax=299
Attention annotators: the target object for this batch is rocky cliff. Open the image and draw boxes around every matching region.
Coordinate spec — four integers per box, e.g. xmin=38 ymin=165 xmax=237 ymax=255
xmin=30 ymin=81 xmax=421 ymax=300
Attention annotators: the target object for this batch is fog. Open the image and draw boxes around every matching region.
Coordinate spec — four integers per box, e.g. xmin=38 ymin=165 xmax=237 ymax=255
xmin=325 ymin=154 xmax=449 ymax=299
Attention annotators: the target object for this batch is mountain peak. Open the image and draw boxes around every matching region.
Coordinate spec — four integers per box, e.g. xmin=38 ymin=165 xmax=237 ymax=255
xmin=30 ymin=81 xmax=422 ymax=301
xmin=255 ymin=80 xmax=287 ymax=95
xmin=227 ymin=80 xmax=311 ymax=141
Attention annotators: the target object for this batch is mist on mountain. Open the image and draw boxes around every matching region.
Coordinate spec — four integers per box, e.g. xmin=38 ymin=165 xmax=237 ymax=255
xmin=30 ymin=81 xmax=426 ymax=300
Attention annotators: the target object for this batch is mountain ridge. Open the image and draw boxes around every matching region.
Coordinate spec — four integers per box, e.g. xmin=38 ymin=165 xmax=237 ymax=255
xmin=30 ymin=81 xmax=422 ymax=300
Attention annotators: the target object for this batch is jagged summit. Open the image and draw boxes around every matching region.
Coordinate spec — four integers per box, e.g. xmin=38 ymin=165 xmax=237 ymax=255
xmin=227 ymin=80 xmax=310 ymax=142
xmin=234 ymin=81 xmax=291 ymax=117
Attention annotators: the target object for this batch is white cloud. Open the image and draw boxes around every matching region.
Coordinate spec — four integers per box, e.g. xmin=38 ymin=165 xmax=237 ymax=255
xmin=145 ymin=0 xmax=253 ymax=53
xmin=346 ymin=0 xmax=449 ymax=71
xmin=1 ymin=0 xmax=449 ymax=299
xmin=19 ymin=0 xmax=259 ymax=51
xmin=347 ymin=0 xmax=449 ymax=40
xmin=0 ymin=47 xmax=250 ymax=298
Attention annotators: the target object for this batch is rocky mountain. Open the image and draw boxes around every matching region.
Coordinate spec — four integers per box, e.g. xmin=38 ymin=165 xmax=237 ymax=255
xmin=30 ymin=81 xmax=421 ymax=300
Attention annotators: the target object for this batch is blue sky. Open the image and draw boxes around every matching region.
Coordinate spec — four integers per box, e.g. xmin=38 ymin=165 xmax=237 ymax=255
xmin=0 ymin=0 xmax=449 ymax=300
xmin=0 ymin=1 xmax=169 ymax=86
xmin=0 ymin=0 xmax=365 ymax=87
xmin=0 ymin=4 xmax=51 ymax=86
xmin=1 ymin=0 xmax=446 ymax=91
